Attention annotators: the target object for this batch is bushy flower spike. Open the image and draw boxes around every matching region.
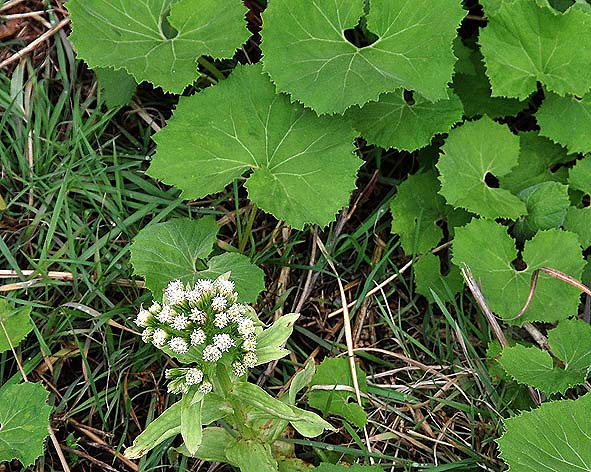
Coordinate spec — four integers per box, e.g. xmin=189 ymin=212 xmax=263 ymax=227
xmin=133 ymin=274 xmax=260 ymax=395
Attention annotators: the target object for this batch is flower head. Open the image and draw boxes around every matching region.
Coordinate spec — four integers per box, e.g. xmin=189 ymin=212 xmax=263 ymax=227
xmin=133 ymin=274 xmax=264 ymax=396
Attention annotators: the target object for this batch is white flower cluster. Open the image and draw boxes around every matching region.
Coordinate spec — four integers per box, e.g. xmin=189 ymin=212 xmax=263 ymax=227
xmin=134 ymin=275 xmax=259 ymax=395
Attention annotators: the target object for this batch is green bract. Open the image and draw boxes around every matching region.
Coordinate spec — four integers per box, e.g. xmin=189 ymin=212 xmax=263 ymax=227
xmin=261 ymin=0 xmax=465 ymax=114
xmin=66 ymin=0 xmax=249 ymax=93
xmin=148 ymin=64 xmax=361 ymax=229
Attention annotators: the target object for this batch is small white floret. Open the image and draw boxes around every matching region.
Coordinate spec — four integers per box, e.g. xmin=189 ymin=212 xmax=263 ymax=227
xmin=190 ymin=328 xmax=206 ymax=346
xmin=211 ymin=295 xmax=227 ymax=312
xmin=232 ymin=361 xmax=247 ymax=377
xmin=238 ymin=317 xmax=256 ymax=337
xmin=213 ymin=333 xmax=235 ymax=352
xmin=135 ymin=309 xmax=151 ymax=327
xmin=196 ymin=279 xmax=214 ymax=294
xmin=170 ymin=314 xmax=189 ymax=331
xmin=215 ymin=278 xmax=235 ymax=294
xmin=198 ymin=381 xmax=213 ymax=394
xmin=148 ymin=302 xmax=161 ymax=314
xmin=157 ymin=305 xmax=173 ymax=324
xmin=242 ymin=335 xmax=257 ymax=352
xmin=227 ymin=304 xmax=246 ymax=322
xmin=202 ymin=345 xmax=222 ymax=362
xmin=152 ymin=328 xmax=168 ymax=347
xmin=141 ymin=328 xmax=153 ymax=343
xmin=214 ymin=312 xmax=229 ymax=329
xmin=169 ymin=337 xmax=189 ymax=354
xmin=186 ymin=288 xmax=202 ymax=306
xmin=185 ymin=368 xmax=204 ymax=385
xmin=189 ymin=308 xmax=206 ymax=324
xmin=243 ymin=351 xmax=257 ymax=368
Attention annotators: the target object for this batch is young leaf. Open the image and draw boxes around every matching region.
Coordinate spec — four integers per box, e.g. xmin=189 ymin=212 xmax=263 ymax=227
xmin=564 ymin=207 xmax=591 ymax=248
xmin=537 ymin=93 xmax=591 ymax=154
xmin=125 ymin=401 xmax=182 ymax=459
xmin=255 ymin=313 xmax=299 ymax=365
xmin=130 ymin=217 xmax=264 ymax=302
xmin=437 ymin=117 xmax=526 ymax=219
xmin=148 ymin=64 xmax=361 ymax=229
xmin=289 ymin=405 xmax=335 ymax=438
xmin=349 ymin=90 xmax=463 ymax=151
xmin=499 ymin=344 xmax=582 ymax=395
xmin=548 ymin=318 xmax=591 ymax=372
xmin=569 ymin=158 xmax=591 ymax=194
xmin=452 ymin=44 xmax=528 ymax=119
xmin=196 ymin=252 xmax=266 ymax=304
xmin=261 ymin=0 xmax=465 ymax=114
xmin=94 ymin=67 xmax=136 ymax=108
xmin=0 ymin=382 xmax=52 ymax=467
xmin=414 ymin=252 xmax=463 ymax=303
xmin=181 ymin=393 xmax=203 ymax=455
xmin=479 ymin=0 xmax=591 ymax=99
xmin=390 ymin=170 xmax=471 ymax=255
xmin=288 ymin=361 xmax=316 ymax=405
xmin=307 ymin=357 xmax=368 ymax=428
xmin=0 ymin=299 xmax=33 ymax=353
xmin=514 ymin=182 xmax=570 ymax=240
xmin=499 ymin=133 xmax=571 ymax=194
xmin=175 ymin=427 xmax=232 ymax=462
xmin=225 ymin=439 xmax=278 ymax=472
xmin=497 ymin=392 xmax=591 ymax=472
xmin=452 ymin=219 xmax=585 ymax=324
xmin=67 ymin=0 xmax=249 ymax=93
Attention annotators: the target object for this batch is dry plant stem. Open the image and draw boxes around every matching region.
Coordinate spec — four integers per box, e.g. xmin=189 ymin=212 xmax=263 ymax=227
xmin=61 ymin=447 xmax=118 ymax=472
xmin=315 ymin=234 xmax=374 ymax=461
xmin=0 ymin=18 xmax=70 ymax=69
xmin=48 ymin=426 xmax=71 ymax=472
xmin=69 ymin=418 xmax=139 ymax=472
xmin=328 ymin=259 xmax=413 ymax=319
xmin=523 ymin=323 xmax=549 ymax=351
xmin=0 ymin=0 xmax=28 ymax=11
xmin=460 ymin=265 xmax=508 ymax=347
xmin=293 ymin=226 xmax=318 ymax=313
